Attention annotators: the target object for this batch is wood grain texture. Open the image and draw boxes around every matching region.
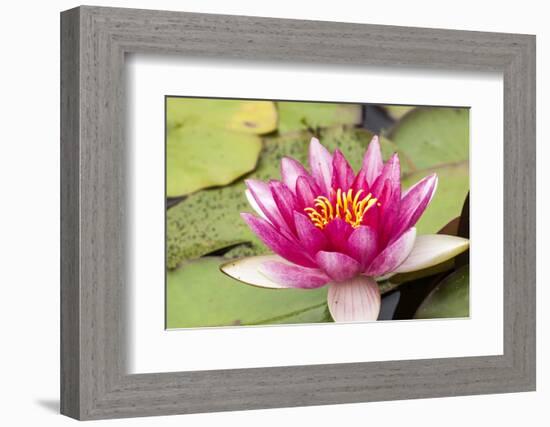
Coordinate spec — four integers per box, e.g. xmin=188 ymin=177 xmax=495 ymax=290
xmin=60 ymin=5 xmax=536 ymax=420
xmin=60 ymin=7 xmax=81 ymax=419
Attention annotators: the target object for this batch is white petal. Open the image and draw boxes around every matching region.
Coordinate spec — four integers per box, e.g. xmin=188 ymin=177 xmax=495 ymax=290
xmin=327 ymin=276 xmax=381 ymax=322
xmin=392 ymin=234 xmax=469 ymax=274
xmin=220 ymin=255 xmax=295 ymax=289
xmin=245 ymin=189 xmax=268 ymax=221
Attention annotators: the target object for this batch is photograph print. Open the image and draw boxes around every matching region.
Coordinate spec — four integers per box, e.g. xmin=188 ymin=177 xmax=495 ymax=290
xmin=166 ymin=97 xmax=470 ymax=329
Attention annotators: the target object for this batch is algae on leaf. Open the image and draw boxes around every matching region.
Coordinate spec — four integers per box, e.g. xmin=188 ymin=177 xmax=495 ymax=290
xmin=277 ymin=101 xmax=362 ymax=133
xmin=166 ymin=127 xmax=402 ymax=269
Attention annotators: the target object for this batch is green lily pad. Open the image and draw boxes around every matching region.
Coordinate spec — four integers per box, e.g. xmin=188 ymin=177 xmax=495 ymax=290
xmin=414 ymin=265 xmax=470 ymax=319
xmin=389 ymin=107 xmax=469 ymax=170
xmin=167 ymin=126 xmax=263 ymax=197
xmin=167 ymin=127 xmax=406 ymax=269
xmin=391 ymin=106 xmax=469 ymax=235
xmin=167 ymin=172 xmax=261 ymax=269
xmin=277 ymin=101 xmax=362 ymax=133
xmin=402 ymin=163 xmax=469 ymax=234
xmin=167 ymin=98 xmax=278 ymax=134
xmin=383 ymin=105 xmax=416 ymax=120
xmin=166 ymin=257 xmax=329 ymax=328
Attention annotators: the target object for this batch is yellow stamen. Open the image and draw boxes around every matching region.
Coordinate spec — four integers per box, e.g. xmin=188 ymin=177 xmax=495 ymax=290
xmin=304 ymin=188 xmax=379 ymax=230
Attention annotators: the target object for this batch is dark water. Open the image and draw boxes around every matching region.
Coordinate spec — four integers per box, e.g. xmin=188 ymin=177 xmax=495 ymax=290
xmin=363 ymin=105 xmax=395 ymax=133
xmin=379 ymin=273 xmax=448 ymax=321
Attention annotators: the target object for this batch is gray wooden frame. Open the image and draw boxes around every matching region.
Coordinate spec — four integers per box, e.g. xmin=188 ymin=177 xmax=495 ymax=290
xmin=60 ymin=5 xmax=536 ymax=421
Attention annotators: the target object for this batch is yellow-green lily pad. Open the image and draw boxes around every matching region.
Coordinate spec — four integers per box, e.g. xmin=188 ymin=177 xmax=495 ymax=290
xmin=167 ymin=98 xmax=278 ymax=134
xmin=167 ymin=126 xmax=262 ymax=197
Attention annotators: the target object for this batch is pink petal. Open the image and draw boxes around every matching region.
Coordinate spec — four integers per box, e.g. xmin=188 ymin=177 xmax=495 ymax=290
xmin=360 ymin=194 xmax=381 ymax=230
xmin=327 ymin=276 xmax=381 ymax=322
xmin=294 ymin=212 xmax=328 ymax=255
xmin=346 ymin=225 xmax=379 ymax=269
xmin=351 ymin=168 xmax=369 ymax=194
xmin=323 ymin=218 xmax=354 ymax=253
xmin=376 ymin=179 xmax=401 ymax=244
xmin=281 ymin=157 xmax=311 ymax=193
xmin=241 ymin=213 xmax=316 ymax=268
xmin=393 ymin=174 xmax=438 ymax=238
xmin=370 ymin=152 xmax=401 ymax=199
xmin=308 ymin=137 xmax=333 ymax=194
xmin=315 ymin=251 xmax=362 ymax=282
xmin=245 ymin=189 xmax=268 ymax=221
xmin=295 ymin=175 xmax=318 ymax=210
xmin=259 ymin=261 xmax=330 ymax=289
xmin=269 ymin=181 xmax=299 ymax=233
xmin=221 ymin=255 xmax=298 ymax=289
xmin=361 ymin=179 xmax=394 ymax=234
xmin=245 ymin=179 xmax=291 ymax=234
xmin=362 ymin=135 xmax=383 ymax=186
xmin=331 ymin=149 xmax=355 ymax=190
xmin=365 ymin=227 xmax=417 ymax=276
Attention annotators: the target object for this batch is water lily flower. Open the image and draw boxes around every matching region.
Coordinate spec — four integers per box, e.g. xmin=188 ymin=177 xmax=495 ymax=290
xmin=221 ymin=136 xmax=469 ymax=322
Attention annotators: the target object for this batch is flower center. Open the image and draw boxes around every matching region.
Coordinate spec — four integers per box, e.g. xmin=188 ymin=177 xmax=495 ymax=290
xmin=304 ymin=188 xmax=378 ymax=230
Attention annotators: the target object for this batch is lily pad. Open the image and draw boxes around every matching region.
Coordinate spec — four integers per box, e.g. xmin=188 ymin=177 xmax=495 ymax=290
xmin=402 ymin=163 xmax=469 ymax=234
xmin=392 ymin=107 xmax=469 ymax=235
xmin=383 ymin=105 xmax=416 ymax=120
xmin=389 ymin=107 xmax=469 ymax=170
xmin=414 ymin=265 xmax=469 ymax=319
xmin=166 ymin=257 xmax=329 ymax=328
xmin=167 ymin=126 xmax=262 ymax=197
xmin=167 ymin=127 xmax=406 ymax=268
xmin=167 ymin=98 xmax=278 ymax=134
xmin=277 ymin=101 xmax=362 ymax=133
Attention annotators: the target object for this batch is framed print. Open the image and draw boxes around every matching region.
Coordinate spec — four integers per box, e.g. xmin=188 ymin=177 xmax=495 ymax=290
xmin=60 ymin=6 xmax=536 ymax=420
xmin=164 ymin=97 xmax=471 ymax=330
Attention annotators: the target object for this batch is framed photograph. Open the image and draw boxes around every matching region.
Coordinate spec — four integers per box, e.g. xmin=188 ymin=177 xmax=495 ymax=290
xmin=60 ymin=6 xmax=536 ymax=420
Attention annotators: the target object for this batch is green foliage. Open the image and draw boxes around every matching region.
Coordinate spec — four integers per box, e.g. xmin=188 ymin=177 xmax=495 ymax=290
xmin=277 ymin=101 xmax=362 ymax=133
xmin=394 ymin=107 xmax=470 ymax=234
xmin=167 ymin=126 xmax=262 ymax=197
xmin=167 ymin=257 xmax=329 ymax=328
xmin=389 ymin=107 xmax=469 ymax=169
xmin=402 ymin=165 xmax=469 ymax=234
xmin=167 ymin=128 xmax=400 ymax=269
xmin=165 ymin=100 xmax=471 ymax=327
xmin=167 ymin=98 xmax=278 ymax=134
xmin=383 ymin=105 xmax=415 ymax=120
xmin=166 ymin=98 xmax=277 ymax=197
xmin=414 ymin=265 xmax=470 ymax=319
